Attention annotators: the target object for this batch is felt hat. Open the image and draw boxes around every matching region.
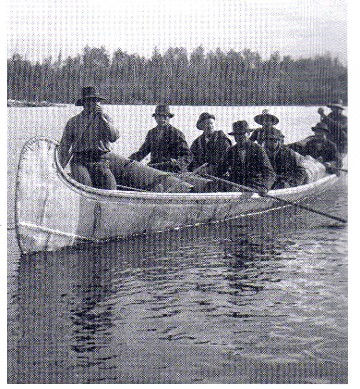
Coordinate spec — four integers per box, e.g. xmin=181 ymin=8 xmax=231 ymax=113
xmin=312 ymin=122 xmax=329 ymax=133
xmin=262 ymin=127 xmax=285 ymax=139
xmin=152 ymin=105 xmax=174 ymax=118
xmin=228 ymin=120 xmax=250 ymax=135
xmin=254 ymin=109 xmax=279 ymax=125
xmin=75 ymin=86 xmax=107 ymax=106
xmin=196 ymin=112 xmax=216 ymax=130
xmin=327 ymin=99 xmax=345 ymax=110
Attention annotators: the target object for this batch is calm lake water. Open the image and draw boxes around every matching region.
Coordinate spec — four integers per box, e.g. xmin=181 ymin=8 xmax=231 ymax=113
xmin=7 ymin=105 xmax=347 ymax=384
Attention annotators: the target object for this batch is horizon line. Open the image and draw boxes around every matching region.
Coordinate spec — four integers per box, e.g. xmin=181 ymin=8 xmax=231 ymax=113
xmin=7 ymin=45 xmax=347 ymax=66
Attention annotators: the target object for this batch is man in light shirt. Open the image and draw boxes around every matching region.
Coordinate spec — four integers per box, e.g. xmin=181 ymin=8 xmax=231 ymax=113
xmin=58 ymin=86 xmax=120 ymax=189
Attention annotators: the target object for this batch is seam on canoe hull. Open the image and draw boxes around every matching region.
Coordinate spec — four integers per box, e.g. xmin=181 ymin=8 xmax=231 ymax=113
xmin=18 ymin=222 xmax=98 ymax=241
xmin=17 ymin=203 xmax=293 ymax=255
xmin=19 ymin=203 xmax=288 ymax=242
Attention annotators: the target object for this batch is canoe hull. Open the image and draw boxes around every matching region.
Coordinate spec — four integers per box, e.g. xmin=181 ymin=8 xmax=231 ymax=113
xmin=15 ymin=137 xmax=340 ymax=255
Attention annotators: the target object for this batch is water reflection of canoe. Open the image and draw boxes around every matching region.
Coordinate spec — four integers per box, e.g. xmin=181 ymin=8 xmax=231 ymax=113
xmin=15 ymin=137 xmax=342 ymax=255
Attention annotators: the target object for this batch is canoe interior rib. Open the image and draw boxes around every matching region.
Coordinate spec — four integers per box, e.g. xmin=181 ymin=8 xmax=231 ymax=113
xmin=15 ymin=137 xmax=340 ymax=255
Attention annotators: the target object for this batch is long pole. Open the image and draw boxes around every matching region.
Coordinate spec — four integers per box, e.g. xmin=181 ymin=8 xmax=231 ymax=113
xmin=116 ymin=184 xmax=149 ymax=192
xmin=201 ymin=173 xmax=347 ymax=224
xmin=179 ymin=162 xmax=209 ymax=177
xmin=331 ymin=167 xmax=348 ymax=173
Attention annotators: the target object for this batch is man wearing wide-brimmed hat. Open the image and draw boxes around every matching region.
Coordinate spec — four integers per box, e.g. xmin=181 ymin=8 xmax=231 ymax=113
xmin=262 ymin=128 xmax=308 ymax=189
xmin=129 ymin=105 xmax=191 ymax=173
xmin=216 ymin=120 xmax=275 ymax=194
xmin=188 ymin=112 xmax=232 ymax=174
xmin=301 ymin=122 xmax=342 ymax=174
xmin=318 ymin=99 xmax=347 ymax=153
xmin=249 ymin=109 xmax=280 ymax=146
xmin=58 ymin=86 xmax=120 ymax=189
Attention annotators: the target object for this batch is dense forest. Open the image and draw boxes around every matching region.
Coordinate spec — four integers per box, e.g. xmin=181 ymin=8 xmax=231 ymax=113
xmin=7 ymin=45 xmax=347 ymax=106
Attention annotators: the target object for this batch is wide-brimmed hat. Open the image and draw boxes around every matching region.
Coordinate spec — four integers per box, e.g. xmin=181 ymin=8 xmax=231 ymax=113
xmin=327 ymin=99 xmax=345 ymax=110
xmin=152 ymin=105 xmax=174 ymax=118
xmin=196 ymin=112 xmax=216 ymax=130
xmin=228 ymin=120 xmax=250 ymax=135
xmin=263 ymin=128 xmax=285 ymax=140
xmin=254 ymin=109 xmax=279 ymax=125
xmin=75 ymin=86 xmax=107 ymax=106
xmin=312 ymin=122 xmax=329 ymax=133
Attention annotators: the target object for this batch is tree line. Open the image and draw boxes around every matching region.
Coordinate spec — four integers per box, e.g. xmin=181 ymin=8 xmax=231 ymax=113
xmin=7 ymin=45 xmax=347 ymax=106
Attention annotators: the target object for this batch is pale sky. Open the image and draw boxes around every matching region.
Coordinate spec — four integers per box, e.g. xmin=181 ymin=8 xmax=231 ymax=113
xmin=7 ymin=0 xmax=347 ymax=63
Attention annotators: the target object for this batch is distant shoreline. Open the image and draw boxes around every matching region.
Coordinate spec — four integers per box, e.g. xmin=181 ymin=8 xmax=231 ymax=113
xmin=6 ymin=100 xmax=347 ymax=108
xmin=7 ymin=99 xmax=67 ymax=108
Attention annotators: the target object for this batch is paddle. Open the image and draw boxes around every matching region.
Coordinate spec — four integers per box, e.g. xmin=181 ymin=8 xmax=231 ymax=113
xmin=179 ymin=162 xmax=209 ymax=177
xmin=329 ymin=166 xmax=348 ymax=173
xmin=321 ymin=161 xmax=348 ymax=174
xmin=116 ymin=184 xmax=149 ymax=192
xmin=200 ymin=173 xmax=347 ymax=224
xmin=148 ymin=161 xmax=209 ymax=175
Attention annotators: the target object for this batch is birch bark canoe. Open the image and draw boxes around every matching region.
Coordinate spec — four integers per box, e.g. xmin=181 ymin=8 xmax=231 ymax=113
xmin=15 ymin=137 xmax=342 ymax=255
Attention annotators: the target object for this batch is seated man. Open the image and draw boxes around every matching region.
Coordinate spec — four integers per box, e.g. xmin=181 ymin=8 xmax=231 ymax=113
xmin=262 ymin=128 xmax=308 ymax=189
xmin=249 ymin=109 xmax=280 ymax=146
xmin=188 ymin=112 xmax=232 ymax=175
xmin=58 ymin=86 xmax=119 ymax=190
xmin=318 ymin=99 xmax=347 ymax=154
xmin=301 ymin=122 xmax=342 ymax=174
xmin=216 ymin=120 xmax=276 ymax=194
xmin=129 ymin=105 xmax=192 ymax=173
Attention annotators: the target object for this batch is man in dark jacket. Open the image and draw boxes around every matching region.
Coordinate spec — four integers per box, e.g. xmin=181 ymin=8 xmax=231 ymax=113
xmin=129 ymin=105 xmax=191 ymax=173
xmin=216 ymin=121 xmax=276 ymax=194
xmin=301 ymin=122 xmax=342 ymax=174
xmin=318 ymin=99 xmax=347 ymax=153
xmin=188 ymin=112 xmax=232 ymax=174
xmin=249 ymin=109 xmax=280 ymax=146
xmin=262 ymin=128 xmax=308 ymax=189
